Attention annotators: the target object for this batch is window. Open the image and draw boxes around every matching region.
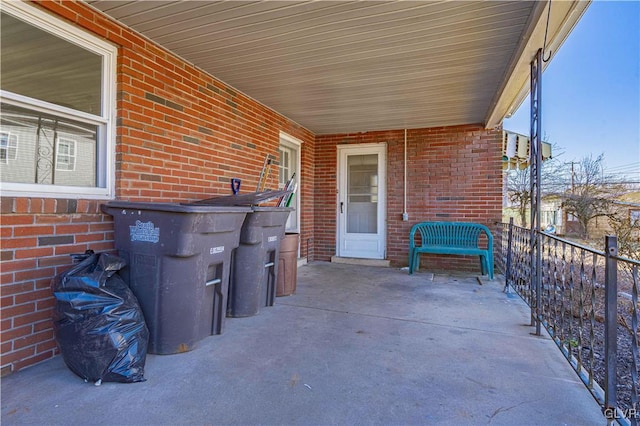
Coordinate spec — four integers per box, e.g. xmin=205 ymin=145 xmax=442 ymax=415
xmin=0 ymin=2 xmax=116 ymax=198
xmin=278 ymin=132 xmax=302 ymax=233
xmin=0 ymin=132 xmax=18 ymax=163
xmin=56 ymin=138 xmax=76 ymax=172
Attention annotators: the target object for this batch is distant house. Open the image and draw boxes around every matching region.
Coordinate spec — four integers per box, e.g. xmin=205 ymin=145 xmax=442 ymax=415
xmin=502 ymin=194 xmax=563 ymax=233
xmin=1 ymin=121 xmax=96 ymax=187
xmin=587 ymin=192 xmax=640 ymax=240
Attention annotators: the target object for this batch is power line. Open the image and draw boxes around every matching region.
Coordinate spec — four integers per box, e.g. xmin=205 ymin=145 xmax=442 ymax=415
xmin=605 ymin=162 xmax=640 ymax=171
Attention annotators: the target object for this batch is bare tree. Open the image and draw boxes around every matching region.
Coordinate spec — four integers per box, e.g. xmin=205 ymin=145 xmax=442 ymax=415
xmin=607 ymin=202 xmax=640 ymax=263
xmin=506 ymin=166 xmax=531 ymax=227
xmin=560 ymin=154 xmax=624 ymax=239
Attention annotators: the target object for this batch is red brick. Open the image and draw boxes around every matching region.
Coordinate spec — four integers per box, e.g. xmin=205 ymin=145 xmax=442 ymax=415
xmin=14 ymin=198 xmax=29 ymax=213
xmin=36 ymin=299 xmax=55 ymax=311
xmin=54 ymin=244 xmax=91 ymax=256
xmin=15 ymin=247 xmax=54 ymax=259
xmin=29 ymin=199 xmax=43 ymax=213
xmin=1 ymin=237 xmax=38 ymax=249
xmin=0 ymin=215 xmax=35 ymax=225
xmin=43 ymin=199 xmax=57 ymax=213
xmin=0 ymin=281 xmax=34 ymax=296
xmin=75 ymin=233 xmax=108 ymax=243
xmin=70 ymin=214 xmax=102 ymax=223
xmin=1 ymin=319 xmax=12 ymax=332
xmin=13 ymin=310 xmax=52 ymax=328
xmin=35 ymin=278 xmax=54 ymax=290
xmin=0 ymin=325 xmax=33 ymax=343
xmin=56 ymin=224 xmax=89 ymax=234
xmin=36 ymin=338 xmax=58 ymax=353
xmin=36 ymin=215 xmax=71 ymax=224
xmin=34 ymin=319 xmax=54 ymax=333
xmin=13 ymin=330 xmax=54 ymax=350
xmin=1 ymin=259 xmax=37 ymax=273
xmin=14 ymin=288 xmax=52 ymax=305
xmin=1 ymin=346 xmax=35 ymax=366
xmin=13 ymin=350 xmax=53 ymax=371
xmin=15 ymin=268 xmax=55 ymax=281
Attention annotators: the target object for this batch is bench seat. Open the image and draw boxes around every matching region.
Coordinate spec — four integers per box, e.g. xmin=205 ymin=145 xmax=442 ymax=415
xmin=408 ymin=221 xmax=494 ymax=279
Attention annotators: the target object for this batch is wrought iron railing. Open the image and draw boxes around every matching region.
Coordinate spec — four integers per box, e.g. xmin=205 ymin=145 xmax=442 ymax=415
xmin=497 ymin=220 xmax=640 ymax=425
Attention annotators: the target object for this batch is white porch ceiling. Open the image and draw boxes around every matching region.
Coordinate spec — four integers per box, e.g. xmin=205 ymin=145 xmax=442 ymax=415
xmin=86 ymin=1 xmax=589 ymax=135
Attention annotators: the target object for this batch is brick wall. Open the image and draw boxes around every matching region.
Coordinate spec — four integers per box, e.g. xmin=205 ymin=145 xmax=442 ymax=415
xmin=314 ymin=125 xmax=503 ymax=270
xmin=0 ymin=0 xmax=315 ymax=374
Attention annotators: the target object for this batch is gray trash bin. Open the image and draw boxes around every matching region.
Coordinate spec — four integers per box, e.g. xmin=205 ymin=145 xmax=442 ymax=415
xmin=227 ymin=206 xmax=292 ymax=317
xmin=101 ymin=201 xmax=250 ymax=355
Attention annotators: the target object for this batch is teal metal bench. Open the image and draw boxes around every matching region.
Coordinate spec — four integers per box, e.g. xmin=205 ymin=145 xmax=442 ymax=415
xmin=408 ymin=221 xmax=494 ymax=279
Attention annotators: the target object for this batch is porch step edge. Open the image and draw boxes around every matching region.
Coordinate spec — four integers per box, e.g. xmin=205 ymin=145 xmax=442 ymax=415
xmin=330 ymin=256 xmax=390 ymax=267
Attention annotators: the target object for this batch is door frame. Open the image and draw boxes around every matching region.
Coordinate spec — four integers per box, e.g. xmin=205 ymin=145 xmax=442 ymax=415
xmin=336 ymin=143 xmax=387 ymax=259
xmin=279 ymin=131 xmax=302 ymax=233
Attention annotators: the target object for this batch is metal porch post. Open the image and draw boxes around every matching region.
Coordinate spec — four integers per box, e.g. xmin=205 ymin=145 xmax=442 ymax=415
xmin=604 ymin=235 xmax=618 ymax=417
xmin=530 ymin=48 xmax=543 ymax=336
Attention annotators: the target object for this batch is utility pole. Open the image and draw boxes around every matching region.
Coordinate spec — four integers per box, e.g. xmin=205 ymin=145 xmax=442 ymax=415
xmin=570 ymin=161 xmax=575 ymax=194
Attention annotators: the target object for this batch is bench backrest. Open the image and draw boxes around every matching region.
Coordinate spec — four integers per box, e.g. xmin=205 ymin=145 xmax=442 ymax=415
xmin=409 ymin=221 xmax=493 ymax=249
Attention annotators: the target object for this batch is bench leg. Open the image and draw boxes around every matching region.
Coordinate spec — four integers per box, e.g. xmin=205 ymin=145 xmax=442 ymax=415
xmin=488 ymin=255 xmax=494 ymax=280
xmin=409 ymin=251 xmax=420 ymax=274
xmin=479 ymin=256 xmax=487 ymax=276
xmin=480 ymin=255 xmax=494 ymax=280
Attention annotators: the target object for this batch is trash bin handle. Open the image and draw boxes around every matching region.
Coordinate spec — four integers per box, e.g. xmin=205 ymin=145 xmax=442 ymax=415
xmin=206 ymin=278 xmax=222 ymax=286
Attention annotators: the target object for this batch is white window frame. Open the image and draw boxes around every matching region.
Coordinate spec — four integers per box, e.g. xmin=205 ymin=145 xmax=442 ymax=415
xmin=0 ymin=132 xmax=18 ymax=163
xmin=55 ymin=138 xmax=77 ymax=172
xmin=279 ymin=131 xmax=302 ymax=233
xmin=0 ymin=1 xmax=116 ymax=199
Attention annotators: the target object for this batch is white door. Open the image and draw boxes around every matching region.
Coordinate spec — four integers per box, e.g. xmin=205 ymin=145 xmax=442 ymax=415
xmin=337 ymin=143 xmax=386 ymax=259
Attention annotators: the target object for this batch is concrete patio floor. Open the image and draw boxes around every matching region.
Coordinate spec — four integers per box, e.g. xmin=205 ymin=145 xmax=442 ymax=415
xmin=2 ymin=262 xmax=605 ymax=425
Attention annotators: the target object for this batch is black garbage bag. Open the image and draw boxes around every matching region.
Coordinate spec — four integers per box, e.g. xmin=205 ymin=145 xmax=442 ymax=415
xmin=52 ymin=251 xmax=149 ymax=384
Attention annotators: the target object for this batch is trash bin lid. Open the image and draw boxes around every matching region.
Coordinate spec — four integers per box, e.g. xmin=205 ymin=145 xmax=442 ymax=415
xmin=250 ymin=206 xmax=294 ymax=212
xmin=102 ymin=201 xmax=251 ymax=214
xmin=186 ymin=189 xmax=292 ymax=207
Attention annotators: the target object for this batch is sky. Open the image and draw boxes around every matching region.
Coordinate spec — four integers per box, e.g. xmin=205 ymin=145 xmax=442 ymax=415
xmin=503 ymin=0 xmax=640 ymax=183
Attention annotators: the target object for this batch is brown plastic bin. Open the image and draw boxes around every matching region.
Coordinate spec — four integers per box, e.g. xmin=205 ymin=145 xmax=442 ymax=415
xmin=276 ymin=233 xmax=299 ymax=297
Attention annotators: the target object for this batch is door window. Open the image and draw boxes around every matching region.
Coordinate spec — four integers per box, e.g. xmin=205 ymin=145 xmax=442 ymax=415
xmin=347 ymin=154 xmax=378 ymax=233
